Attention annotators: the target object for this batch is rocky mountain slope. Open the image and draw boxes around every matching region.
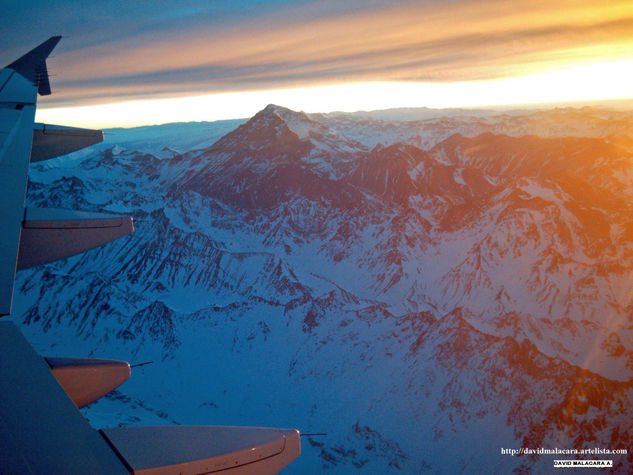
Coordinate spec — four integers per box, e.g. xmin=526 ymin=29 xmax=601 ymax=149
xmin=12 ymin=105 xmax=633 ymax=473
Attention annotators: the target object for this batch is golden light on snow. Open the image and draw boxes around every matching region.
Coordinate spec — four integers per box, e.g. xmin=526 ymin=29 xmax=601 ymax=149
xmin=36 ymin=56 xmax=633 ymax=128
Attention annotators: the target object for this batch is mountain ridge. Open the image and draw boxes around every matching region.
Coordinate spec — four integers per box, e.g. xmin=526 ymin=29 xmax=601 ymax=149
xmin=14 ymin=104 xmax=633 ymax=473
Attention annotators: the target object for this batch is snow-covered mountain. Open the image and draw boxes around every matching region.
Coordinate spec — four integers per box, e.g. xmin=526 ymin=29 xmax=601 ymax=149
xmin=13 ymin=104 xmax=633 ymax=473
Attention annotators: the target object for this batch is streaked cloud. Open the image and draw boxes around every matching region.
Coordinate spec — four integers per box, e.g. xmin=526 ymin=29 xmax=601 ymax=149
xmin=4 ymin=0 xmax=633 ymax=117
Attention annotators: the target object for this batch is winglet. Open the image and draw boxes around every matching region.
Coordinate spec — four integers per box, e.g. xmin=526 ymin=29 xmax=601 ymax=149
xmin=6 ymin=36 xmax=62 ymax=96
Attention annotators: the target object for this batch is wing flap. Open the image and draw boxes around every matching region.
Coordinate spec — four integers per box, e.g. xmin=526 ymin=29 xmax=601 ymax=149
xmin=45 ymin=357 xmax=131 ymax=408
xmin=0 ymin=322 xmax=128 ymax=474
xmin=32 ymin=123 xmax=104 ymax=162
xmin=101 ymin=426 xmax=301 ymax=474
xmin=17 ymin=207 xmax=134 ymax=269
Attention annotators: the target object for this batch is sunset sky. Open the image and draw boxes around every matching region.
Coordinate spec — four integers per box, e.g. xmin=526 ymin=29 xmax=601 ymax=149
xmin=3 ymin=0 xmax=633 ymax=127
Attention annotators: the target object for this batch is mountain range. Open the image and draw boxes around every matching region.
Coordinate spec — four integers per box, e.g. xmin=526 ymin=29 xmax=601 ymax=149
xmin=12 ymin=104 xmax=633 ymax=473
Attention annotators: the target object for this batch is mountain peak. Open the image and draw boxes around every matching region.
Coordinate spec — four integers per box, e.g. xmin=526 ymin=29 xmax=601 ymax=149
xmin=261 ymin=103 xmax=293 ymax=115
xmin=258 ymin=104 xmax=307 ymax=121
xmin=254 ymin=104 xmax=315 ymax=139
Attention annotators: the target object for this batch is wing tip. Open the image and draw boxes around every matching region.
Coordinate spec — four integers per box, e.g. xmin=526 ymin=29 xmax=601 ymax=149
xmin=6 ymin=36 xmax=62 ymax=96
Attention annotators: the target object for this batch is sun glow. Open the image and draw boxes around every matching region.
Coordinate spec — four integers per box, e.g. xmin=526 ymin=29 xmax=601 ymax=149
xmin=36 ymin=57 xmax=633 ymax=129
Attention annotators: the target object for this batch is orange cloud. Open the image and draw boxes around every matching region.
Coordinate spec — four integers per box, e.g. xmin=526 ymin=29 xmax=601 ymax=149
xmin=40 ymin=0 xmax=633 ymax=108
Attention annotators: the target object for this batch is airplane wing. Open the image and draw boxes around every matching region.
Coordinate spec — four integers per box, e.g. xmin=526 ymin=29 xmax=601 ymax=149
xmin=0 ymin=37 xmax=300 ymax=474
xmin=0 ymin=322 xmax=301 ymax=474
xmin=0 ymin=36 xmax=130 ymax=314
xmin=0 ymin=37 xmax=58 ymax=315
